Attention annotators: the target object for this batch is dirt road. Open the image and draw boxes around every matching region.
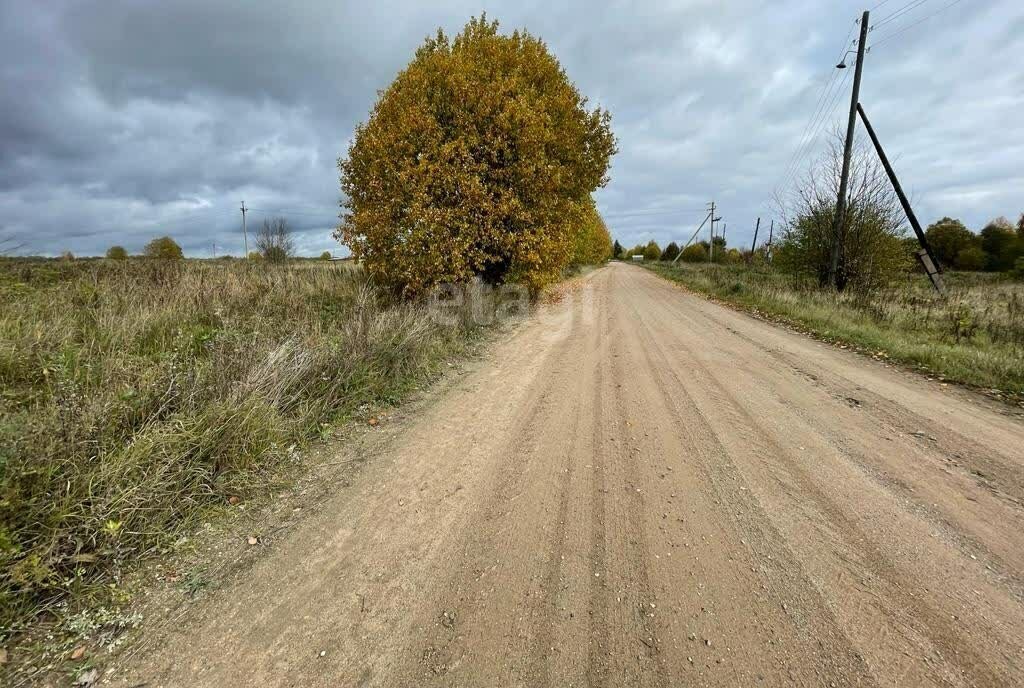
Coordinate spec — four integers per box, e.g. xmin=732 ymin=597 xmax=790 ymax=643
xmin=111 ymin=263 xmax=1024 ymax=687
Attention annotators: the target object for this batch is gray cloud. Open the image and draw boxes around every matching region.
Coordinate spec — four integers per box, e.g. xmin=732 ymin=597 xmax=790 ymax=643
xmin=1 ymin=0 xmax=1021 ymax=257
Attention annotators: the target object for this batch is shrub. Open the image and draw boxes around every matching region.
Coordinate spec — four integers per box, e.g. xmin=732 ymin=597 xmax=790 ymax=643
xmin=106 ymin=245 xmax=128 ymax=260
xmin=337 ymin=16 xmax=617 ymax=296
xmin=680 ymin=243 xmax=707 ymax=263
xmin=661 ymin=242 xmax=680 ymax=262
xmin=955 ymin=246 xmax=987 ymax=271
xmin=775 ymin=131 xmax=909 ymax=290
xmin=1013 ymin=257 xmax=1024 ymax=280
xmin=144 ymin=236 xmax=184 ymax=260
xmin=642 ymin=241 xmax=661 ymax=262
xmin=979 ymin=219 xmax=1021 ymax=272
xmin=925 ymin=217 xmax=975 ymax=269
xmin=320 ymin=251 xmax=333 ymax=261
xmin=256 ymin=218 xmax=295 ymax=263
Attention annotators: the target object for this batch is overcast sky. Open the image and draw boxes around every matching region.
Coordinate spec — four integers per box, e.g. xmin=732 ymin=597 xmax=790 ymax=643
xmin=2 ymin=0 xmax=1022 ymax=257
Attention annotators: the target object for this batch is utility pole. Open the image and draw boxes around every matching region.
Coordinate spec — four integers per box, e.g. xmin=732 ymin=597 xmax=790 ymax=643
xmin=240 ymin=201 xmax=249 ymax=258
xmin=857 ymin=103 xmax=944 ymax=293
xmin=827 ymin=10 xmax=870 ymax=289
xmin=673 ymin=210 xmax=713 ymax=264
xmin=766 ymin=219 xmax=775 ymax=262
xmin=707 ymin=201 xmax=716 ymax=262
xmin=749 ymin=217 xmax=760 ymax=264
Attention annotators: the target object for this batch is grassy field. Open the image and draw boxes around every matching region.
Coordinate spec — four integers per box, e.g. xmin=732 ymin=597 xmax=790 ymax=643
xmin=0 ymin=258 xmax=505 ymax=636
xmin=646 ymin=262 xmax=1024 ymax=399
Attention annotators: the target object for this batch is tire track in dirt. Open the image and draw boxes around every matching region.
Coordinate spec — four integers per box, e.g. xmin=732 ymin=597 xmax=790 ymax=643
xmin=614 ymin=274 xmax=873 ymax=686
xmin=651 ymin=275 xmax=1024 ymax=600
xmin=629 ymin=268 xmax=1019 ymax=685
xmin=399 ymin=288 xmax=597 ymax=686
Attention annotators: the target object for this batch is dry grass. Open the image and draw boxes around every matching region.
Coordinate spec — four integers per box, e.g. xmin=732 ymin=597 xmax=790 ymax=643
xmin=0 ymin=258 xmax=500 ymax=635
xmin=647 ymin=262 xmax=1024 ymax=398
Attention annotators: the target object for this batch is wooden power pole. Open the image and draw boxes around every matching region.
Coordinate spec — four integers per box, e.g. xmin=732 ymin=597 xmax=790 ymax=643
xmin=828 ymin=10 xmax=870 ymax=289
xmin=749 ymin=217 xmax=760 ymax=263
xmin=708 ymin=201 xmax=716 ymax=262
xmin=240 ymin=201 xmax=249 ymax=258
xmin=857 ymin=103 xmax=945 ymax=293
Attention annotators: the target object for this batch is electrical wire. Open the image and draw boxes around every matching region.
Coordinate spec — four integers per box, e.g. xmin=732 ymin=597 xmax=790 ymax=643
xmin=871 ymin=0 xmax=933 ymax=31
xmin=871 ymin=0 xmax=964 ymax=48
xmin=603 ymin=208 xmax=710 ymax=218
xmin=783 ymin=67 xmax=852 ymax=194
xmin=771 ymin=17 xmax=860 ymax=199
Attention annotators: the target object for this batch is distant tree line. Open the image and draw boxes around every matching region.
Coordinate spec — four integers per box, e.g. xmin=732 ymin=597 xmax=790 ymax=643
xmin=922 ymin=215 xmax=1024 ymax=276
xmin=612 ymin=236 xmax=744 ymax=265
xmin=92 ymin=217 xmax=307 ymax=263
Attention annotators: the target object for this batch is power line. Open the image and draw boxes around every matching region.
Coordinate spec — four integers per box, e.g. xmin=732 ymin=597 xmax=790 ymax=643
xmin=777 ymin=66 xmax=852 ymax=198
xmin=603 ymin=208 xmax=710 ymax=218
xmin=776 ymin=23 xmax=854 ymax=174
xmin=871 ymin=0 xmax=932 ymax=31
xmin=245 ymin=207 xmax=341 ymax=218
xmin=871 ymin=0 xmax=964 ymax=48
xmin=772 ymin=16 xmax=860 ymax=199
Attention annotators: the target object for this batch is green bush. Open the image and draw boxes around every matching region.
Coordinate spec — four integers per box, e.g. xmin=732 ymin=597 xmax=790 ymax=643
xmin=680 ymin=243 xmax=707 ymax=263
xmin=642 ymin=241 xmax=661 ymax=262
xmin=1012 ymin=257 xmax=1024 ymax=280
xmin=955 ymin=246 xmax=986 ymax=271
xmin=144 ymin=236 xmax=184 ymax=260
xmin=106 ymin=245 xmax=128 ymax=260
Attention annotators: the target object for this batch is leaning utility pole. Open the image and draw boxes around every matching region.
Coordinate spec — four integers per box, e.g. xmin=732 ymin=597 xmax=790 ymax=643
xmin=240 ymin=201 xmax=249 ymax=258
xmin=671 ymin=209 xmax=712 ymax=264
xmin=827 ymin=10 xmax=870 ymax=289
xmin=707 ymin=201 xmax=717 ymax=262
xmin=857 ymin=103 xmax=945 ymax=293
xmin=749 ymin=217 xmax=761 ymax=263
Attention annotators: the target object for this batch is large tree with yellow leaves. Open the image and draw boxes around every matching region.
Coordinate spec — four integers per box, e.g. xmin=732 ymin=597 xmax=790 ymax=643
xmin=337 ymin=16 xmax=617 ymax=296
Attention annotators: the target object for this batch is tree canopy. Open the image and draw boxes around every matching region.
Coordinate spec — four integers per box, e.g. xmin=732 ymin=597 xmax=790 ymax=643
xmin=337 ymin=15 xmax=616 ymax=296
xmin=661 ymin=242 xmax=680 ymax=262
xmin=642 ymin=241 xmax=661 ymax=262
xmin=924 ymin=217 xmax=974 ymax=269
xmin=106 ymin=245 xmax=128 ymax=260
xmin=144 ymin=236 xmax=183 ymax=260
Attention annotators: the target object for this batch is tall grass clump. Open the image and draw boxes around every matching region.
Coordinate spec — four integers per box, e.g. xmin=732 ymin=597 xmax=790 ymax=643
xmin=0 ymin=259 xmax=501 ymax=634
xmin=647 ymin=262 xmax=1024 ymax=396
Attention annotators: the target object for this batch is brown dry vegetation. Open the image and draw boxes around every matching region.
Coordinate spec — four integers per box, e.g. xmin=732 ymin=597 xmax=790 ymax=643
xmin=0 ymin=258 xmax=504 ymax=636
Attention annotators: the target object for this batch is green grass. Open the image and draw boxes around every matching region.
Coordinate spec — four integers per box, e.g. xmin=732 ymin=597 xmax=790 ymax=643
xmin=0 ymin=258 xmax=501 ymax=636
xmin=645 ymin=262 xmax=1024 ymax=398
